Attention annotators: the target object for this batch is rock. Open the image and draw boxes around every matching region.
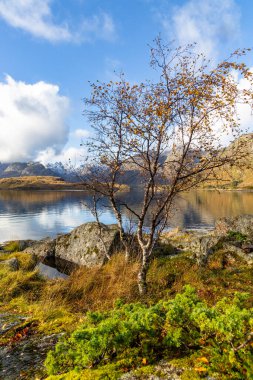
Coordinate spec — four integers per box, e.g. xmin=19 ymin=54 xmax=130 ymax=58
xmin=55 ymin=222 xmax=120 ymax=267
xmin=24 ymin=239 xmax=55 ymax=259
xmin=241 ymin=243 xmax=253 ymax=254
xmin=0 ymin=257 xmax=19 ymax=271
xmin=223 ymin=243 xmax=253 ymax=264
xmin=36 ymin=262 xmax=68 ymax=280
xmin=24 ymin=222 xmax=121 ymax=268
xmin=0 ymin=331 xmax=62 ymax=380
xmin=190 ymin=235 xmax=222 ymax=265
xmin=215 ymin=215 xmax=253 ymax=238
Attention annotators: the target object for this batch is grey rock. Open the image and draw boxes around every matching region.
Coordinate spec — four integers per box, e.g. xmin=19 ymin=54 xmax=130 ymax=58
xmin=55 ymin=222 xmax=120 ymax=267
xmin=0 ymin=331 xmax=62 ymax=380
xmin=190 ymin=235 xmax=221 ymax=266
xmin=36 ymin=262 xmax=68 ymax=280
xmin=0 ymin=257 xmax=19 ymax=271
xmin=24 ymin=222 xmax=121 ymax=268
xmin=223 ymin=243 xmax=253 ymax=264
xmin=0 ymin=313 xmax=27 ymax=335
xmin=24 ymin=238 xmax=55 ymax=259
xmin=215 ymin=215 xmax=253 ymax=238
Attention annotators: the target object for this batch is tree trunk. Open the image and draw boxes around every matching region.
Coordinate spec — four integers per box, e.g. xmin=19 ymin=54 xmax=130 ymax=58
xmin=124 ymin=243 xmax=130 ymax=262
xmin=137 ymin=248 xmax=150 ymax=295
xmin=110 ymin=199 xmax=130 ymax=262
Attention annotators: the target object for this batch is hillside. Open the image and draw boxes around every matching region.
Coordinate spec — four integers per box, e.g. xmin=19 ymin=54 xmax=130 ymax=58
xmin=0 ymin=134 xmax=252 ymax=190
xmin=204 ymin=133 xmax=253 ymax=189
xmin=0 ymin=161 xmax=79 ymax=182
xmin=0 ymin=176 xmax=86 ymax=190
xmin=0 ymin=162 xmax=56 ymax=178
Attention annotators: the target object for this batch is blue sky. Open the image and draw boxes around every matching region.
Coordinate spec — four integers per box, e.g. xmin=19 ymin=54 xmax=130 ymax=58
xmin=0 ymin=0 xmax=252 ymax=164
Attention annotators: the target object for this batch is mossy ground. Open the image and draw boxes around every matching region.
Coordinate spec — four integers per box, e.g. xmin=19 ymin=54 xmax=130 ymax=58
xmin=0 ymin=239 xmax=253 ymax=379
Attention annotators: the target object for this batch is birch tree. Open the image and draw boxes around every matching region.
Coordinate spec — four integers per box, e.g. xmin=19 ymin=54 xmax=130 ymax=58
xmin=83 ymin=38 xmax=253 ymax=294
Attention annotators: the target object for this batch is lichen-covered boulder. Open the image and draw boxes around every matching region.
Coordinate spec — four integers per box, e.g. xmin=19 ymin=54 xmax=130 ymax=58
xmin=55 ymin=223 xmax=120 ymax=267
xmin=24 ymin=239 xmax=56 ymax=259
xmin=222 ymin=242 xmax=253 ymax=264
xmin=215 ymin=215 xmax=253 ymax=238
xmin=189 ymin=235 xmax=222 ymax=266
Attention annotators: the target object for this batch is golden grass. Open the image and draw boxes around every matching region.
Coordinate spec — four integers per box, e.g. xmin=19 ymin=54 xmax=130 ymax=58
xmin=0 ymin=176 xmax=86 ymax=190
xmin=42 ymin=253 xmax=140 ymax=312
xmin=1 ymin=247 xmax=253 ymax=341
xmin=0 ymin=176 xmax=130 ymax=192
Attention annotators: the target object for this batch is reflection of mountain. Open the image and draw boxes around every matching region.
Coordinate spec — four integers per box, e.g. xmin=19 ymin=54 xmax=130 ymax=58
xmin=0 ymin=190 xmax=69 ymax=204
xmin=0 ymin=189 xmax=253 ymax=243
xmin=0 ymin=190 xmax=87 ymax=215
xmin=118 ymin=189 xmax=253 ymax=229
xmin=171 ymin=190 xmax=253 ymax=228
xmin=186 ymin=190 xmax=253 ymax=219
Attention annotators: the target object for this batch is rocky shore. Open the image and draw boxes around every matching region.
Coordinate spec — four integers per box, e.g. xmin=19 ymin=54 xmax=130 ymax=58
xmin=0 ymin=215 xmax=253 ymax=379
xmin=2 ymin=214 xmax=253 ymax=272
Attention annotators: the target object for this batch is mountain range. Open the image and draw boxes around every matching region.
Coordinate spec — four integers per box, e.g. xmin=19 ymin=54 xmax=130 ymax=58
xmin=0 ymin=133 xmax=252 ymax=188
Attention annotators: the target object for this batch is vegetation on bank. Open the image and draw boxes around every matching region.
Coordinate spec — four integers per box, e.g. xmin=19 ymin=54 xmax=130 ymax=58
xmin=1 ymin=236 xmax=253 ymax=379
xmin=0 ymin=176 xmax=130 ymax=192
xmin=0 ymin=176 xmax=84 ymax=190
xmin=46 ymin=286 xmax=253 ymax=379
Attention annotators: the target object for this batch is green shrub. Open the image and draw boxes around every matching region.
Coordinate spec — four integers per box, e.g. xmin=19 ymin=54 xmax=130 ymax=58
xmin=45 ymin=286 xmax=253 ymax=379
xmin=227 ymin=230 xmax=247 ymax=243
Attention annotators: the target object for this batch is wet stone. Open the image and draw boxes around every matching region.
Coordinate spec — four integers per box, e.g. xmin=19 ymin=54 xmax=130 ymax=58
xmin=0 ymin=314 xmax=27 ymax=335
xmin=0 ymin=332 xmax=62 ymax=379
xmin=0 ymin=313 xmax=63 ymax=379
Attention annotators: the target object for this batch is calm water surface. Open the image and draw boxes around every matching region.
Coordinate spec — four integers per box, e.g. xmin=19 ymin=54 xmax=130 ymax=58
xmin=0 ymin=189 xmax=253 ymax=242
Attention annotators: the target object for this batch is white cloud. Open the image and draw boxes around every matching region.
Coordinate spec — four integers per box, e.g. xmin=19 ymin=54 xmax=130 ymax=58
xmin=72 ymin=128 xmax=90 ymax=139
xmin=158 ymin=0 xmax=240 ymax=60
xmin=0 ymin=0 xmax=116 ymax=43
xmin=36 ymin=146 xmax=85 ymax=165
xmin=0 ymin=75 xmax=70 ymax=162
xmin=211 ymin=67 xmax=253 ymax=145
xmin=79 ymin=12 xmax=116 ymax=43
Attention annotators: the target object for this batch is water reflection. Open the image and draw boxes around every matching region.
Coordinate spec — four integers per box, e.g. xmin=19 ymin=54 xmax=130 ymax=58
xmin=0 ymin=189 xmax=252 ymax=242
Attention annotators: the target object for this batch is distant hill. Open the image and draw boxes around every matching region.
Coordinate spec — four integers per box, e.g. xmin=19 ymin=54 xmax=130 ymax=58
xmin=0 ymin=176 xmax=86 ymax=190
xmin=0 ymin=134 xmax=252 ymax=189
xmin=0 ymin=162 xmax=56 ymax=178
xmin=203 ymin=133 xmax=253 ymax=189
xmin=0 ymin=161 xmax=79 ymax=182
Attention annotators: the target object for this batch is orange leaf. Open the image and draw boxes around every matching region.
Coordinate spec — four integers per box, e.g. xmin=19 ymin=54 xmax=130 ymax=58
xmin=194 ymin=367 xmax=207 ymax=372
xmin=196 ymin=357 xmax=209 ymax=364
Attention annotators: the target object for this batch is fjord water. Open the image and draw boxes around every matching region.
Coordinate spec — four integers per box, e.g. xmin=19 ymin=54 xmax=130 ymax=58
xmin=0 ymin=189 xmax=253 ymax=242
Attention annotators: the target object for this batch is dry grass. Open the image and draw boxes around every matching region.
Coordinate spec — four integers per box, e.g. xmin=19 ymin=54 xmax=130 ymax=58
xmin=0 ymin=176 xmax=130 ymax=191
xmin=0 ymin=176 xmax=86 ymax=190
xmin=1 ymin=247 xmax=253 ymax=340
xmin=42 ymin=253 xmax=140 ymax=312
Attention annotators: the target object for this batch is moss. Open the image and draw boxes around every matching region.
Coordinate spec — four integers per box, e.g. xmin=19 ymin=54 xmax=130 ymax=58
xmin=46 ymin=363 xmax=125 ymax=379
xmin=2 ymin=241 xmax=21 ymax=252
xmin=132 ymin=365 xmax=167 ymax=378
xmin=227 ymin=230 xmax=247 ymax=242
xmin=181 ymin=369 xmax=201 ymax=380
